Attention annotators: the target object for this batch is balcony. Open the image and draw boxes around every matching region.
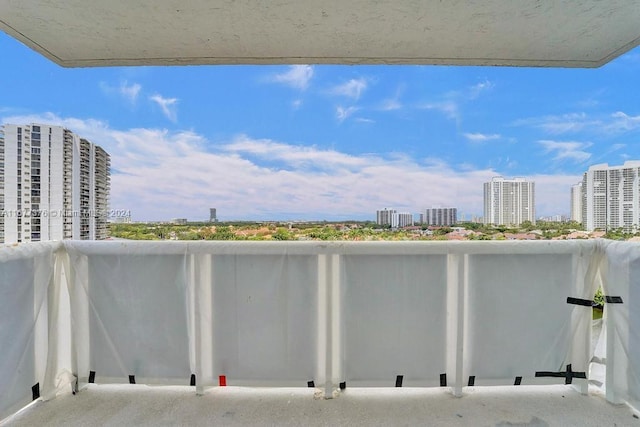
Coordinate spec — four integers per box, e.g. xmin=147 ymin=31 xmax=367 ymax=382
xmin=1 ymin=240 xmax=639 ymax=425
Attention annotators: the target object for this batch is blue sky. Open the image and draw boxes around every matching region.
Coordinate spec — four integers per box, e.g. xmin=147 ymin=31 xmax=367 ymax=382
xmin=2 ymin=31 xmax=640 ymax=221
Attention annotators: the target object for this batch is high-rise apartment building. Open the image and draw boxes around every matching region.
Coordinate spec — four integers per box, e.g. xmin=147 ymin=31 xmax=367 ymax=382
xmin=0 ymin=124 xmax=110 ymax=243
xmin=422 ymin=207 xmax=457 ymax=226
xmin=209 ymin=207 xmax=217 ymax=222
xmin=376 ymin=208 xmax=396 ymax=226
xmin=582 ymin=162 xmax=640 ymax=232
xmin=483 ymin=177 xmax=535 ymax=226
xmin=570 ymin=182 xmax=583 ymax=223
xmin=393 ymin=212 xmax=413 ymax=228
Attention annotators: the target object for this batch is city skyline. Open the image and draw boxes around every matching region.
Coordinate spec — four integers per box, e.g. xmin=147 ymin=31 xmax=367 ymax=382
xmin=1 ymin=32 xmax=640 ymax=221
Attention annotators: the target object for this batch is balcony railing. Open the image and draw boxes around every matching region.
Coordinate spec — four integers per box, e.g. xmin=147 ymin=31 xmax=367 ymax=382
xmin=0 ymin=240 xmax=638 ymax=422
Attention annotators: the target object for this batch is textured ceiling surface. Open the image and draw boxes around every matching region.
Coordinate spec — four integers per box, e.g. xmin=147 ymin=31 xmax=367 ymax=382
xmin=1 ymin=0 xmax=639 ymax=68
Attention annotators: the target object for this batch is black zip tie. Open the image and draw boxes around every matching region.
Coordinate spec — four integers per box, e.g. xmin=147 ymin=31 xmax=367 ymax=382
xmin=32 ymin=383 xmax=40 ymax=400
xmin=339 ymin=382 xmax=346 ymax=390
xmin=566 ymin=297 xmax=594 ymax=307
xmin=606 ymin=296 xmax=624 ymax=304
xmin=129 ymin=375 xmax=136 ymax=384
xmin=395 ymin=375 xmax=403 ymax=387
xmin=468 ymin=376 xmax=475 ymax=386
xmin=514 ymin=376 xmax=522 ymax=386
xmin=190 ymin=374 xmax=196 ymax=386
xmin=88 ymin=371 xmax=96 ymax=384
xmin=307 ymin=381 xmax=315 ymax=388
xmin=535 ymin=364 xmax=586 ymax=384
xmin=440 ymin=373 xmax=447 ymax=387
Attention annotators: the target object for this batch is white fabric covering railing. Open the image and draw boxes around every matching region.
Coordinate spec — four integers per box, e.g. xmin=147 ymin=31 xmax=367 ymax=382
xmin=599 ymin=241 xmax=640 ymax=408
xmin=0 ymin=242 xmax=64 ymax=421
xmin=1 ymin=239 xmax=637 ymax=422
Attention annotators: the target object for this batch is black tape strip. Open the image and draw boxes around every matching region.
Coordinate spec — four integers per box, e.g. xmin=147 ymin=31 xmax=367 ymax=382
xmin=129 ymin=375 xmax=136 ymax=384
xmin=190 ymin=374 xmax=196 ymax=386
xmin=88 ymin=371 xmax=96 ymax=384
xmin=514 ymin=376 xmax=522 ymax=386
xmin=606 ymin=296 xmax=624 ymax=304
xmin=535 ymin=364 xmax=586 ymax=385
xmin=566 ymin=297 xmax=594 ymax=307
xmin=339 ymin=382 xmax=346 ymax=390
xmin=395 ymin=375 xmax=403 ymax=387
xmin=440 ymin=373 xmax=447 ymax=387
xmin=307 ymin=381 xmax=315 ymax=388
xmin=468 ymin=376 xmax=475 ymax=386
xmin=32 ymin=383 xmax=40 ymax=400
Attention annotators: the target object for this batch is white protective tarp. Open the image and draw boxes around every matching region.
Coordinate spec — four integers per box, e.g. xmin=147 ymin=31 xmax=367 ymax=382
xmin=65 ymin=242 xmax=192 ymax=386
xmin=599 ymin=241 xmax=640 ymax=408
xmin=339 ymin=243 xmax=449 ymax=387
xmin=462 ymin=240 xmax=600 ymax=387
xmin=65 ymin=241 xmax=322 ymax=389
xmin=2 ymin=239 xmax=611 ymax=420
xmin=0 ymin=242 xmax=62 ymax=421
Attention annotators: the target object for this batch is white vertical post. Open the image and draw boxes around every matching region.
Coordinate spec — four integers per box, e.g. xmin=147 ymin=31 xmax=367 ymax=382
xmin=192 ymin=253 xmax=213 ymax=395
xmin=316 ymin=254 xmax=328 ymax=396
xmin=446 ymin=252 xmax=465 ymax=397
xmin=605 ymin=305 xmax=623 ymax=404
xmin=330 ymin=254 xmax=341 ymax=398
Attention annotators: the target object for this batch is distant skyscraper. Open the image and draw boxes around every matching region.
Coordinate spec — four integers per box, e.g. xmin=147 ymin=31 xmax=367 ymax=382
xmin=392 ymin=212 xmax=413 ymax=228
xmin=582 ymin=162 xmax=640 ymax=232
xmin=483 ymin=177 xmax=535 ymax=226
xmin=376 ymin=208 xmax=396 ymax=226
xmin=209 ymin=208 xmax=217 ymax=222
xmin=422 ymin=207 xmax=457 ymax=226
xmin=570 ymin=182 xmax=583 ymax=223
xmin=0 ymin=124 xmax=110 ymax=243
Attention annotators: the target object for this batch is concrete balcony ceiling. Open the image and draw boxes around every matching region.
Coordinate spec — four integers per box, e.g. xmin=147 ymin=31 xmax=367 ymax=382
xmin=1 ymin=0 xmax=639 ymax=68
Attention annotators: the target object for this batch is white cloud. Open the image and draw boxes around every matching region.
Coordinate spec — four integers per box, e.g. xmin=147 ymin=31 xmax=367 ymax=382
xmin=100 ymin=80 xmax=142 ymax=104
xmin=468 ymin=79 xmax=494 ymax=99
xmin=0 ymin=112 xmax=581 ymax=220
xmin=380 ymin=99 xmax=402 ymax=111
xmin=607 ymin=111 xmax=640 ymax=132
xmin=270 ymin=65 xmax=314 ymax=90
xmin=463 ymin=132 xmax=501 ymax=142
xmin=355 ymin=118 xmax=375 ymax=124
xmin=419 ymin=100 xmax=459 ymax=121
xmin=329 ymin=78 xmax=368 ymax=100
xmin=514 ymin=111 xmax=640 ymax=135
xmin=538 ymin=140 xmax=593 ymax=163
xmin=336 ymin=106 xmax=358 ymax=122
xmin=513 ymin=112 xmax=600 ymax=134
xmin=119 ymin=81 xmax=141 ymax=104
xmin=292 ymin=99 xmax=303 ymax=109
xmin=150 ymin=94 xmax=178 ymax=122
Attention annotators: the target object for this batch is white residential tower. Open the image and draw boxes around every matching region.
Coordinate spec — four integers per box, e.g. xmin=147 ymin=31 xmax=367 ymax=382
xmin=582 ymin=162 xmax=640 ymax=232
xmin=483 ymin=177 xmax=535 ymax=226
xmin=0 ymin=124 xmax=110 ymax=243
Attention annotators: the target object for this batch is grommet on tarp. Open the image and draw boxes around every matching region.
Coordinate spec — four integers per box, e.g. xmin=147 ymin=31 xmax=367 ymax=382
xmin=395 ymin=375 xmax=403 ymax=387
xmin=190 ymin=374 xmax=196 ymax=386
xmin=605 ymin=296 xmax=624 ymax=304
xmin=32 ymin=383 xmax=40 ymax=400
xmin=339 ymin=382 xmax=346 ymax=390
xmin=514 ymin=376 xmax=522 ymax=386
xmin=566 ymin=297 xmax=594 ymax=307
xmin=535 ymin=364 xmax=586 ymax=385
xmin=440 ymin=373 xmax=447 ymax=387
xmin=129 ymin=375 xmax=136 ymax=384
xmin=88 ymin=371 xmax=96 ymax=384
xmin=468 ymin=376 xmax=475 ymax=386
xmin=219 ymin=375 xmax=227 ymax=387
xmin=307 ymin=380 xmax=315 ymax=388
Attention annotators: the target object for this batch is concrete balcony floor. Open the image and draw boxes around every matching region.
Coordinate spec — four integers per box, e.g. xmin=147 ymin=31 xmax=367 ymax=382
xmin=3 ymin=384 xmax=638 ymax=427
